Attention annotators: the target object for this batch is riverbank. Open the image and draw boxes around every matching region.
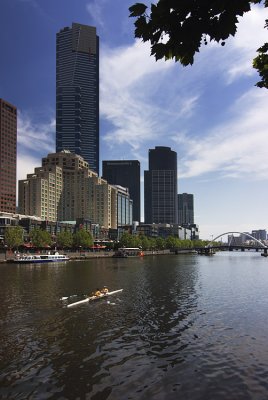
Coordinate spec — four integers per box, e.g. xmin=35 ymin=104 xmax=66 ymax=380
xmin=0 ymin=249 xmax=197 ymax=263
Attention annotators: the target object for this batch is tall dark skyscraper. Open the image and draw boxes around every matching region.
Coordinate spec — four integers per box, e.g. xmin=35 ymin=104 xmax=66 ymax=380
xmin=144 ymin=146 xmax=178 ymax=224
xmin=178 ymin=193 xmax=194 ymax=226
xmin=0 ymin=99 xmax=17 ymax=213
xmin=56 ymin=23 xmax=99 ymax=174
xmin=102 ymin=160 xmax=140 ymax=222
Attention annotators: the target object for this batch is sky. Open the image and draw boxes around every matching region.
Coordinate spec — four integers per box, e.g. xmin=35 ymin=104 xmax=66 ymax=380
xmin=1 ymin=0 xmax=268 ymax=240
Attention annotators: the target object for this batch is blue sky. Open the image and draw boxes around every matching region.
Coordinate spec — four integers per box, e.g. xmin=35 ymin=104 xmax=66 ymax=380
xmin=1 ymin=0 xmax=268 ymax=240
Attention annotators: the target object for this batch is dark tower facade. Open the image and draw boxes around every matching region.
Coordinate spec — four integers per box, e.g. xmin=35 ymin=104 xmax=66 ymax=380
xmin=144 ymin=146 xmax=178 ymax=224
xmin=56 ymin=23 xmax=99 ymax=174
xmin=178 ymin=193 xmax=194 ymax=226
xmin=102 ymin=160 xmax=140 ymax=222
xmin=0 ymin=99 xmax=17 ymax=213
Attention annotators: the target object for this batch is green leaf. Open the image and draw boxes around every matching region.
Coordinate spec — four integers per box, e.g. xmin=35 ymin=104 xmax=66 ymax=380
xmin=129 ymin=3 xmax=147 ymax=17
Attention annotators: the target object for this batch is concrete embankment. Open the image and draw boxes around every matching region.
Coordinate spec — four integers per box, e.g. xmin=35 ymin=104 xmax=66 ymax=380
xmin=0 ymin=249 xmax=196 ymax=263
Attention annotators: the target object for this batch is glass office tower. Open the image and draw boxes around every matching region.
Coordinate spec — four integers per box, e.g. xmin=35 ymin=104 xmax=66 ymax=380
xmin=178 ymin=193 xmax=194 ymax=226
xmin=56 ymin=23 xmax=99 ymax=174
xmin=102 ymin=160 xmax=140 ymax=222
xmin=144 ymin=146 xmax=178 ymax=224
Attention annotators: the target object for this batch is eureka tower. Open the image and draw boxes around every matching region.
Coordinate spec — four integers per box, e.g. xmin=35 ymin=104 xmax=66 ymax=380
xmin=56 ymin=23 xmax=99 ymax=174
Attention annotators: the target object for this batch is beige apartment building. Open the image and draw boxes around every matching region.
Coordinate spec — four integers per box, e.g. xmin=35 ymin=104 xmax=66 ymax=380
xmin=19 ymin=151 xmax=120 ymax=229
xmin=18 ymin=165 xmax=62 ymax=222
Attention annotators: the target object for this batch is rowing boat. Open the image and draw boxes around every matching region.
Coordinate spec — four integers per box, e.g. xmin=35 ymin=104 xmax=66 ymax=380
xmin=67 ymin=289 xmax=123 ymax=308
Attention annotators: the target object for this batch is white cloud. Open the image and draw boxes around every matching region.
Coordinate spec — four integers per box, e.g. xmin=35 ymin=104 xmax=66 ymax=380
xmin=100 ymin=40 xmax=199 ymax=152
xmin=86 ymin=0 xmax=108 ymax=27
xmin=99 ymin=4 xmax=268 ymax=182
xmin=214 ymin=5 xmax=268 ymax=84
xmin=17 ymin=111 xmax=55 ymax=181
xmin=176 ymin=89 xmax=268 ymax=180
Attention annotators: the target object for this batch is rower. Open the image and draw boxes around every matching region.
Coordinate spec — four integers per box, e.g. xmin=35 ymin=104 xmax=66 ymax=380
xmin=94 ymin=288 xmax=101 ymax=297
xmin=101 ymin=286 xmax=109 ymax=294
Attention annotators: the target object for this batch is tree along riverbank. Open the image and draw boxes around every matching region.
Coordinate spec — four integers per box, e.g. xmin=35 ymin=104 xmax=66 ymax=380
xmin=0 ymin=248 xmax=197 ymax=263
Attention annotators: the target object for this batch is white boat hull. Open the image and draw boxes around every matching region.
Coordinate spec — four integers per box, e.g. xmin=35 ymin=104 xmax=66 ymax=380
xmin=8 ymin=252 xmax=69 ymax=264
xmin=67 ymin=289 xmax=123 ymax=308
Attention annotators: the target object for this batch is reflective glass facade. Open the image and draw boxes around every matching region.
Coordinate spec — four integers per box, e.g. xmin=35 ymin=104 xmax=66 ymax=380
xmin=102 ymin=160 xmax=140 ymax=222
xmin=178 ymin=193 xmax=194 ymax=226
xmin=144 ymin=146 xmax=178 ymax=224
xmin=56 ymin=23 xmax=99 ymax=174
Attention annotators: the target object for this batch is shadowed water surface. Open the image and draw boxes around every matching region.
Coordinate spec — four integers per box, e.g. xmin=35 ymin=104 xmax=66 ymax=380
xmin=1 ymin=252 xmax=268 ymax=399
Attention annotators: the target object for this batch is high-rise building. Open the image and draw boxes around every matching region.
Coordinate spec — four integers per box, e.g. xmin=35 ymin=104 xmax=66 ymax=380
xmin=251 ymin=229 xmax=267 ymax=241
xmin=102 ymin=160 xmax=140 ymax=222
xmin=56 ymin=23 xmax=99 ymax=174
xmin=178 ymin=193 xmax=194 ymax=226
xmin=18 ymin=165 xmax=62 ymax=222
xmin=114 ymin=185 xmax=133 ymax=226
xmin=0 ymin=99 xmax=17 ymax=213
xmin=42 ymin=150 xmax=98 ymax=222
xmin=144 ymin=146 xmax=178 ymax=224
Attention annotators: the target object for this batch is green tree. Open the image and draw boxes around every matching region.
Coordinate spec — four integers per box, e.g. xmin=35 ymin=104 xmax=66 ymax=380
xmin=30 ymin=228 xmax=52 ymax=248
xmin=56 ymin=231 xmax=73 ymax=249
xmin=140 ymin=235 xmax=150 ymax=250
xmin=4 ymin=226 xmax=24 ymax=249
xmin=253 ymin=41 xmax=268 ymax=88
xmin=166 ymin=235 xmax=180 ymax=250
xmin=148 ymin=237 xmax=156 ymax=250
xmin=119 ymin=232 xmax=133 ymax=247
xmin=73 ymin=228 xmax=93 ymax=248
xmin=119 ymin=232 xmax=142 ymax=248
xmin=155 ymin=236 xmax=165 ymax=250
xmin=129 ymin=0 xmax=268 ymax=88
xmin=183 ymin=239 xmax=193 ymax=249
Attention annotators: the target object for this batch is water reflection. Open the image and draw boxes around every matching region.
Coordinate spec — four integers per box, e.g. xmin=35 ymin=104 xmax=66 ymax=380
xmin=1 ymin=253 xmax=268 ymax=399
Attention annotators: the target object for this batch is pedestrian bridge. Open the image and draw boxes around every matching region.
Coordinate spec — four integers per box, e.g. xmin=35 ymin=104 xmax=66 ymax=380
xmin=199 ymin=231 xmax=268 ymax=257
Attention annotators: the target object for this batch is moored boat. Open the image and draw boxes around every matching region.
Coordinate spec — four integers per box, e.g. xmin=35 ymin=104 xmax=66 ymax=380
xmin=112 ymin=247 xmax=144 ymax=258
xmin=7 ymin=251 xmax=69 ymax=264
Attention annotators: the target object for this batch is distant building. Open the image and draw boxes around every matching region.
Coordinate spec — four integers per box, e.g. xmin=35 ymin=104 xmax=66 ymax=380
xmin=136 ymin=222 xmax=198 ymax=240
xmin=102 ymin=160 xmax=140 ymax=222
xmin=115 ymin=185 xmax=133 ymax=227
xmin=56 ymin=23 xmax=99 ymax=174
xmin=0 ymin=99 xmax=17 ymax=213
xmin=18 ymin=165 xmax=62 ymax=222
xmin=178 ymin=193 xmax=194 ymax=226
xmin=144 ymin=146 xmax=178 ymax=224
xmin=19 ymin=151 xmax=132 ymax=230
xmin=251 ymin=230 xmax=267 ymax=241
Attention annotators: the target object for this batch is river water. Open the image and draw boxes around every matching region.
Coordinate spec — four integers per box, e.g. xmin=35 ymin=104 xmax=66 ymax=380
xmin=1 ymin=252 xmax=268 ymax=399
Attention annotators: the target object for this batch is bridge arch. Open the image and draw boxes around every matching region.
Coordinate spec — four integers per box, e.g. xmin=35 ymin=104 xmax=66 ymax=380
xmin=206 ymin=231 xmax=267 ymax=249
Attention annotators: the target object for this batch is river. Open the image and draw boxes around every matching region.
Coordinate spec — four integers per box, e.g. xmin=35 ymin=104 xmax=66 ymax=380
xmin=0 ymin=252 xmax=268 ymax=399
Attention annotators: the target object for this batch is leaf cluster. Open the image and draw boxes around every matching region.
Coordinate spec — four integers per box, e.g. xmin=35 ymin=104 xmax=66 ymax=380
xmin=4 ymin=226 xmax=24 ymax=249
xmin=118 ymin=233 xmax=208 ymax=250
xmin=129 ymin=0 xmax=268 ymax=87
xmin=72 ymin=228 xmax=93 ymax=248
xmin=30 ymin=228 xmax=52 ymax=248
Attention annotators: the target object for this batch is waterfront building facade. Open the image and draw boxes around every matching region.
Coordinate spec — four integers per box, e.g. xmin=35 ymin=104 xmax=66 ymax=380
xmin=18 ymin=165 xmax=63 ymax=222
xmin=93 ymin=176 xmax=117 ymax=229
xmin=56 ymin=23 xmax=99 ymax=174
xmin=178 ymin=193 xmax=194 ymax=226
xmin=42 ymin=151 xmax=98 ymax=222
xmin=19 ymin=151 xmax=132 ymax=230
xmin=102 ymin=160 xmax=140 ymax=222
xmin=251 ymin=230 xmax=267 ymax=241
xmin=115 ymin=185 xmax=133 ymax=227
xmin=144 ymin=146 xmax=178 ymax=224
xmin=0 ymin=99 xmax=17 ymax=213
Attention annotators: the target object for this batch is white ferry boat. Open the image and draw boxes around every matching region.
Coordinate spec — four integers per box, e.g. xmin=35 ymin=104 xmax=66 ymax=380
xmin=8 ymin=251 xmax=69 ymax=264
